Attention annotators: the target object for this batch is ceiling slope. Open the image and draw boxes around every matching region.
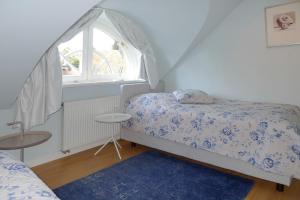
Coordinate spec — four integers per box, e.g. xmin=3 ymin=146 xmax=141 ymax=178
xmin=165 ymin=0 xmax=243 ymax=77
xmin=102 ymin=0 xmax=211 ymax=76
xmin=0 ymin=0 xmax=100 ymax=109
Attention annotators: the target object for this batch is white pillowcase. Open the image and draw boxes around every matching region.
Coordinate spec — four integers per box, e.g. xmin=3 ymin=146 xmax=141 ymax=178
xmin=172 ymin=89 xmax=214 ymax=104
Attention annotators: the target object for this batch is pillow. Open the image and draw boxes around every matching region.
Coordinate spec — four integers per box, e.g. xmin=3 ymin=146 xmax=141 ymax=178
xmin=172 ymin=89 xmax=214 ymax=104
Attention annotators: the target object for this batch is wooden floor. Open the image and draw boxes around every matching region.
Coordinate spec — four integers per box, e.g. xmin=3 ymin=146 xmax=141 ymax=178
xmin=32 ymin=140 xmax=300 ymax=200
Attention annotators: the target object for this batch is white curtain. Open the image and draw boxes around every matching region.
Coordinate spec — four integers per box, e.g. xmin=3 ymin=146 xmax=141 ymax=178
xmin=15 ymin=7 xmax=104 ymax=130
xmin=15 ymin=6 xmax=159 ymax=130
xmin=105 ymin=10 xmax=159 ymax=89
xmin=15 ymin=48 xmax=62 ymax=130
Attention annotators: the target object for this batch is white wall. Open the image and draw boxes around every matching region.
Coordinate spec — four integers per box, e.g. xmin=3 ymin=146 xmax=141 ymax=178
xmin=164 ymin=0 xmax=300 ymax=106
xmin=172 ymin=0 xmax=242 ymax=70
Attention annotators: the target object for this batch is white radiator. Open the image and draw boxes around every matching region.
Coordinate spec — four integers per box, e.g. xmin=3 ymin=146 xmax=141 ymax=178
xmin=62 ymin=96 xmax=120 ymax=152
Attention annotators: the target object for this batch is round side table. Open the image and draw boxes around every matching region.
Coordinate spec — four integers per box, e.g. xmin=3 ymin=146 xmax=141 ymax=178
xmin=94 ymin=113 xmax=132 ymax=160
xmin=0 ymin=131 xmax=52 ymax=162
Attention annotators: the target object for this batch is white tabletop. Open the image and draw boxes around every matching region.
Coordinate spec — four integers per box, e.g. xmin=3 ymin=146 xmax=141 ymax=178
xmin=95 ymin=113 xmax=132 ymax=123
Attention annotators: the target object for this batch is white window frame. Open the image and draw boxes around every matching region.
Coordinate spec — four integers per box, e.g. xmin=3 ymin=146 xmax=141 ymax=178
xmin=61 ymin=31 xmax=86 ymax=83
xmin=61 ymin=20 xmax=144 ymax=85
xmin=88 ymin=24 xmax=125 ymax=82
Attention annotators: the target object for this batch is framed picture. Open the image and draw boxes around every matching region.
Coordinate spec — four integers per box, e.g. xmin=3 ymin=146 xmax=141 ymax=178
xmin=265 ymin=1 xmax=300 ymax=47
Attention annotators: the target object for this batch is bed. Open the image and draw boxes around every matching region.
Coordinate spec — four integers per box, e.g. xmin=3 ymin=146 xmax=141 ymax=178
xmin=120 ymin=83 xmax=300 ymax=190
xmin=0 ymin=151 xmax=59 ymax=199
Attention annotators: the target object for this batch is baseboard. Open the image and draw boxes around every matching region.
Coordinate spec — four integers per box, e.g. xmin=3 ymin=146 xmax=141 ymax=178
xmin=28 ymin=134 xmax=121 ymax=167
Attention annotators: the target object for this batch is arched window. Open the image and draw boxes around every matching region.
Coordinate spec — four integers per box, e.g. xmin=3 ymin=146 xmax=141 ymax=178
xmin=16 ymin=7 xmax=159 ymax=130
xmin=58 ymin=14 xmax=143 ymax=84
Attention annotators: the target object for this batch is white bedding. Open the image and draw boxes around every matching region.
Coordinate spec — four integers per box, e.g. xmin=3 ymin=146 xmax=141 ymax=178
xmin=124 ymin=93 xmax=300 ymax=178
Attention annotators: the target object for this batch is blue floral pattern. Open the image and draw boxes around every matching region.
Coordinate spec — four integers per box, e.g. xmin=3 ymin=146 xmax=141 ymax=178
xmin=0 ymin=152 xmax=59 ymax=199
xmin=124 ymin=93 xmax=300 ymax=177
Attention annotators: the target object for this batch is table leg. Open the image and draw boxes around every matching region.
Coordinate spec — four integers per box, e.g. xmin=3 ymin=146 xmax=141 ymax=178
xmin=115 ymin=139 xmax=122 ymax=149
xmin=20 ymin=148 xmax=24 ymax=162
xmin=94 ymin=137 xmax=113 ymax=156
xmin=112 ymin=137 xmax=122 ymax=160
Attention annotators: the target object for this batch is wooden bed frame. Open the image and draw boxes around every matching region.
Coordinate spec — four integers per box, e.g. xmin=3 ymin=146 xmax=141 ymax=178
xmin=120 ymin=83 xmax=292 ymax=191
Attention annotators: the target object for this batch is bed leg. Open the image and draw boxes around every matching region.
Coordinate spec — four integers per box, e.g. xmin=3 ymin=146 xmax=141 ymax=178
xmin=276 ymin=183 xmax=284 ymax=192
xmin=131 ymin=142 xmax=137 ymax=147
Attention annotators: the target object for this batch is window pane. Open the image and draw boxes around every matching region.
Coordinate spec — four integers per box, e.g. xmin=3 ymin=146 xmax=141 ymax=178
xmin=91 ymin=28 xmax=126 ymax=78
xmin=58 ymin=32 xmax=83 ymax=76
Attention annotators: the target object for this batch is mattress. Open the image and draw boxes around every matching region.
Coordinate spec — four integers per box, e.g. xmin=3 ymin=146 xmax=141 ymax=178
xmin=0 ymin=152 xmax=59 ymax=200
xmin=124 ymin=93 xmax=300 ymax=177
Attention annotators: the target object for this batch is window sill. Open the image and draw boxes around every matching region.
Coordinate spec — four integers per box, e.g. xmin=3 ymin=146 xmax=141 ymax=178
xmin=63 ymin=79 xmax=147 ymax=88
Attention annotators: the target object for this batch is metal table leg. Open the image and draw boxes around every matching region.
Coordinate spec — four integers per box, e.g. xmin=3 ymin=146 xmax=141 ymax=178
xmin=20 ymin=148 xmax=24 ymax=162
xmin=94 ymin=136 xmax=122 ymax=160
xmin=94 ymin=137 xmax=113 ymax=156
xmin=112 ymin=137 xmax=122 ymax=160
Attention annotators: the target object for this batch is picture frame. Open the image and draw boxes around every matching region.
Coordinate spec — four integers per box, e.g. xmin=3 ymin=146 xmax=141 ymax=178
xmin=265 ymin=1 xmax=300 ymax=47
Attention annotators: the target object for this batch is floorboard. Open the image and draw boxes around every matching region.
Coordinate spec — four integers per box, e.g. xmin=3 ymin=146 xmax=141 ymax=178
xmin=32 ymin=140 xmax=300 ymax=200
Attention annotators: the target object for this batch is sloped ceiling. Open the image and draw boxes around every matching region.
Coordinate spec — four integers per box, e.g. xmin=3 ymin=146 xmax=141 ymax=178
xmin=0 ymin=0 xmax=101 ymax=109
xmin=0 ymin=0 xmax=242 ymax=109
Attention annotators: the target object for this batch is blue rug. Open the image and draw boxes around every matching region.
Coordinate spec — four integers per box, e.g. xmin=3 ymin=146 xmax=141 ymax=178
xmin=54 ymin=151 xmax=253 ymax=200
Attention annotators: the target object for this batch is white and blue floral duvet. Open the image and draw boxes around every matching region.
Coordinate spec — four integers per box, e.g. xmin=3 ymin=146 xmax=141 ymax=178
xmin=0 ymin=152 xmax=59 ymax=200
xmin=124 ymin=93 xmax=300 ymax=177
